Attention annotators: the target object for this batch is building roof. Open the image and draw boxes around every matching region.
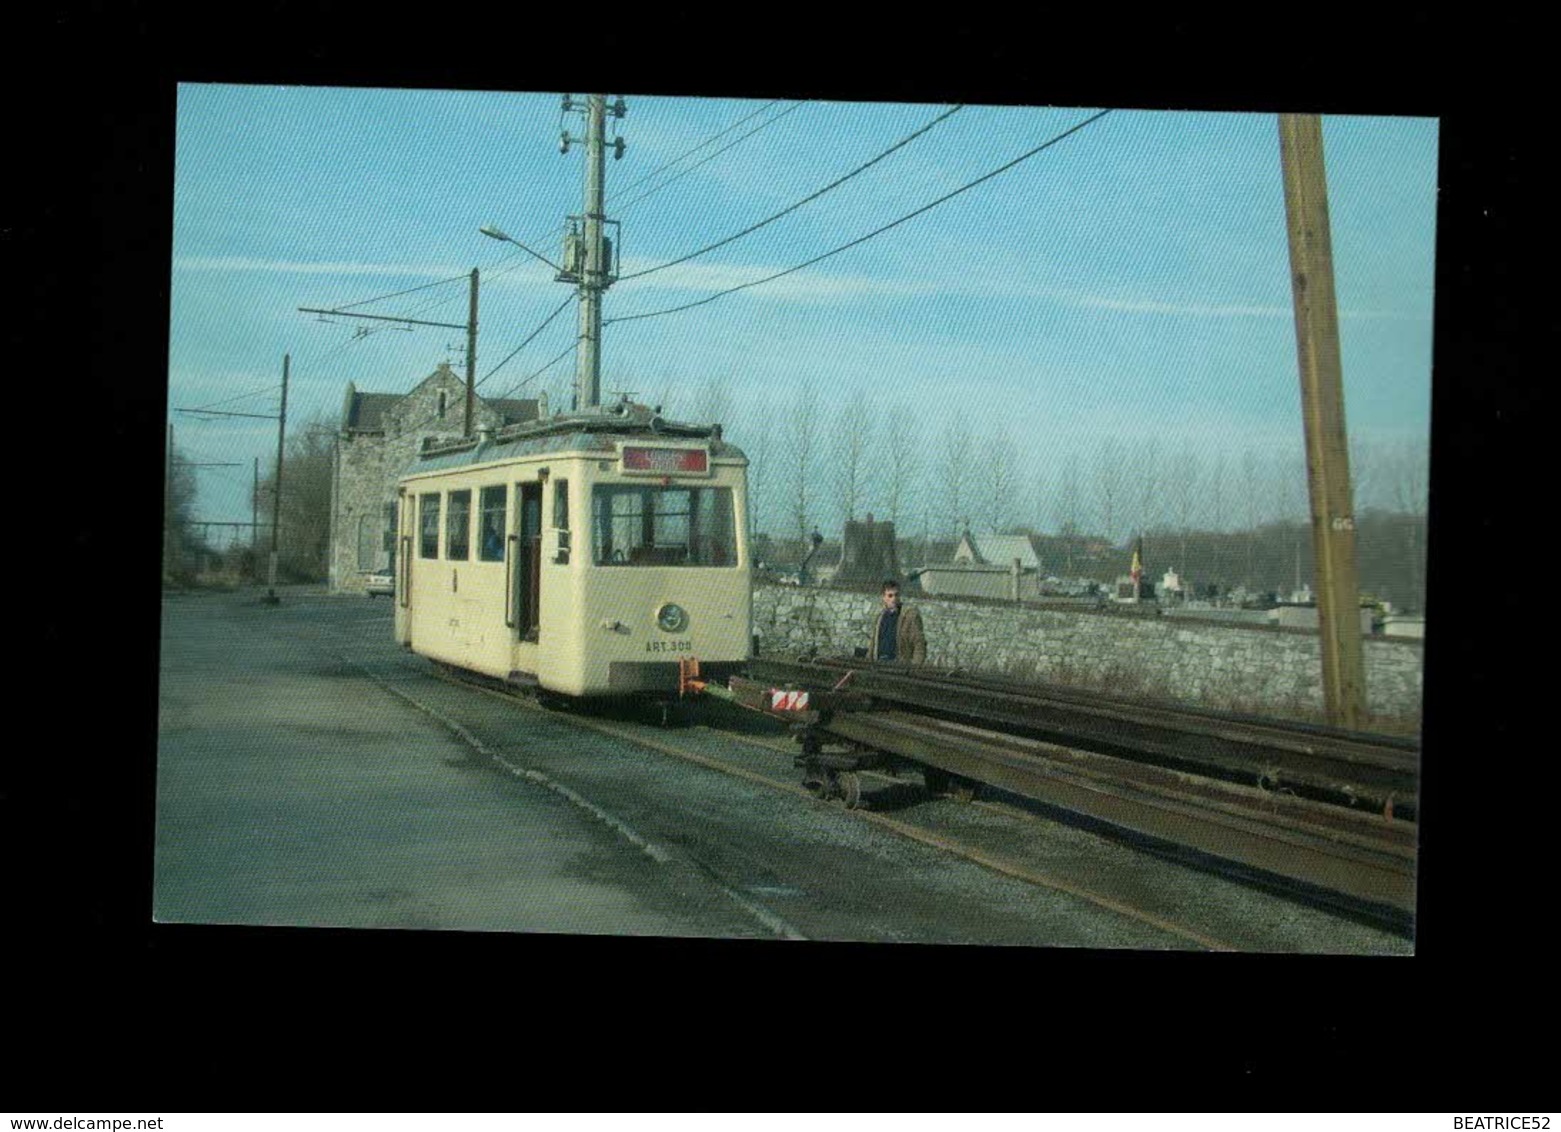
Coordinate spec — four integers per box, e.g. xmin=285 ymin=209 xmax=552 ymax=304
xmin=345 ymin=392 xmax=403 ymax=432
xmin=341 ymin=368 xmax=538 ymax=434
xmin=959 ymin=532 xmax=1040 ymax=569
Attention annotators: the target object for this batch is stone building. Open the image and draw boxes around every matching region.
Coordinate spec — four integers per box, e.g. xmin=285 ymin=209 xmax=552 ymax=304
xmin=329 ymin=362 xmax=540 ymax=593
xmin=918 ymin=530 xmax=1044 ymax=600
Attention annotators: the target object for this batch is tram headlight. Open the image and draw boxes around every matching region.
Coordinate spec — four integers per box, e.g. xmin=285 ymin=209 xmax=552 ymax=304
xmin=656 ymin=603 xmax=689 ymax=633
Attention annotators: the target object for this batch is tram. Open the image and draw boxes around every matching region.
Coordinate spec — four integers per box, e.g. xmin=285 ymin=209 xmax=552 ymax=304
xmin=393 ymin=398 xmax=752 ymax=698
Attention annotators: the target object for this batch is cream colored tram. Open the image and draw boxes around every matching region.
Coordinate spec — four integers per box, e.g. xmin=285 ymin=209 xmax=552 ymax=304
xmin=392 ymin=403 xmax=751 ymax=697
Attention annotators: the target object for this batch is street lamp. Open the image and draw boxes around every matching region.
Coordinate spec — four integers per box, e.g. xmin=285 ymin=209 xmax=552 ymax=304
xmin=479 ymin=225 xmax=563 ymax=274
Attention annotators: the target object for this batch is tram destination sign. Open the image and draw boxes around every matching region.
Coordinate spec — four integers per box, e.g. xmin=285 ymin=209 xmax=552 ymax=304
xmin=619 ymin=446 xmax=710 ymax=476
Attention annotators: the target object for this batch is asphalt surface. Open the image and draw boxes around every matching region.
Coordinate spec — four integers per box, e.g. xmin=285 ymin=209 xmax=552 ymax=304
xmin=154 ymin=586 xmax=1413 ymax=952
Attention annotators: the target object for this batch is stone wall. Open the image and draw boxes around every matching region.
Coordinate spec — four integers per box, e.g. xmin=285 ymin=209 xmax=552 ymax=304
xmin=752 ymin=583 xmax=1424 ymax=724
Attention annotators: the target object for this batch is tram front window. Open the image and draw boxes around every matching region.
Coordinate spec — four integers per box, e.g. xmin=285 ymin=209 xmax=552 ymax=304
xmin=592 ymin=484 xmax=737 ymax=567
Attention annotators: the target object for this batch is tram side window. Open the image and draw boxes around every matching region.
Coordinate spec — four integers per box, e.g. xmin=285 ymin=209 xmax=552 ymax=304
xmin=446 ymin=490 xmax=471 ymax=561
xmin=592 ymin=484 xmax=737 ymax=566
xmin=478 ymin=486 xmax=506 ymax=562
xmin=420 ymin=493 xmax=440 ymax=559
xmin=553 ymin=479 xmax=570 ymax=563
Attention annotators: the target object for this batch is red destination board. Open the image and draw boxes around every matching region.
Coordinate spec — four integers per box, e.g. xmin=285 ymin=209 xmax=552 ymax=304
xmin=621 ymin=446 xmax=709 ymax=474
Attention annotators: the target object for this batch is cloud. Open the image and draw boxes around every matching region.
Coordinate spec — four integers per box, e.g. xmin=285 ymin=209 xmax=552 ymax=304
xmin=1071 ymin=294 xmax=1289 ymax=318
xmin=612 ymin=256 xmax=942 ymax=303
xmin=173 ymin=256 xmax=468 ymax=277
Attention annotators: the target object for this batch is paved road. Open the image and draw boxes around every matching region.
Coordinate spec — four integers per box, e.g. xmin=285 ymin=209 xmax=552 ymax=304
xmin=155 ymin=586 xmax=1411 ymax=952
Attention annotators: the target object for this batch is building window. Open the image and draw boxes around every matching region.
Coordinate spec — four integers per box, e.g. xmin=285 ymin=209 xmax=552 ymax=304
xmin=420 ymin=493 xmax=440 ymax=559
xmin=446 ymin=490 xmax=471 ymax=561
xmin=478 ymin=485 xmax=506 ymax=562
xmin=437 ymin=391 xmax=447 ymax=419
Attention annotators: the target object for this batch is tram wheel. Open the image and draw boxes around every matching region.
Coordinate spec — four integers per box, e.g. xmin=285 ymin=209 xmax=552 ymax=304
xmin=949 ymin=775 xmax=979 ymax=803
xmin=923 ymin=767 xmax=951 ymax=797
xmin=838 ymin=771 xmax=862 ymax=810
xmin=802 ymin=768 xmax=829 ymax=798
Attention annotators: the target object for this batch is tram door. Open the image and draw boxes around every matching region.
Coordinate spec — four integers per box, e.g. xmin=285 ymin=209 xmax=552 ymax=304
xmin=511 ymin=482 xmax=543 ymax=640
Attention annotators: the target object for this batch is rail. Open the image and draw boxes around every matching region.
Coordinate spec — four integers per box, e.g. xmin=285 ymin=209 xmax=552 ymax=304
xmin=728 ymin=656 xmax=1419 ymax=922
xmin=749 ymin=657 xmax=1419 ymax=817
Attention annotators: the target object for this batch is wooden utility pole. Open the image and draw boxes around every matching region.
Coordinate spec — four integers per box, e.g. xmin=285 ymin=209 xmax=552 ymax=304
xmin=263 ymin=354 xmax=289 ymax=605
xmin=1279 ymin=114 xmax=1367 ymax=728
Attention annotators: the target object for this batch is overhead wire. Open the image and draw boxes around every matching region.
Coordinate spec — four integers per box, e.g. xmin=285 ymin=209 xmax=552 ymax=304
xmin=331 ymin=271 xmax=471 ymax=312
xmin=618 ymin=103 xmax=964 ymax=282
xmin=608 ymin=99 xmax=782 ymax=203
xmin=610 ymin=101 xmax=808 ymax=217
xmin=183 ymin=382 xmax=284 ymax=414
xmin=606 ymin=108 xmax=1115 ymax=327
xmin=516 ymin=98 xmax=793 ymax=256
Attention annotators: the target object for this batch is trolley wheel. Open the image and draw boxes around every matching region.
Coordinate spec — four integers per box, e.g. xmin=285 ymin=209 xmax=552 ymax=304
xmin=838 ymin=771 xmax=862 ymax=810
xmin=923 ymin=767 xmax=951 ymax=797
xmin=949 ymin=775 xmax=979 ymax=803
xmin=802 ymin=767 xmax=829 ymax=798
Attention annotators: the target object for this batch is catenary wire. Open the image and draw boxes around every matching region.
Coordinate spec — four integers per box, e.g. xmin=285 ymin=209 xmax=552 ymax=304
xmin=619 ymin=103 xmax=963 ymax=282
xmin=610 ymin=101 xmax=808 ymax=217
xmin=606 ymin=109 xmax=1114 ymax=326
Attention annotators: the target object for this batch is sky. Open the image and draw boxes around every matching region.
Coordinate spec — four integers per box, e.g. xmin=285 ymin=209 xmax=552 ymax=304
xmin=168 ymin=85 xmax=1437 ymax=547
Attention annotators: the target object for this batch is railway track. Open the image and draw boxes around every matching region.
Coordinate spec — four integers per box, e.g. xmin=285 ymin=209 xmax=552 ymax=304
xmin=421 ymin=663 xmax=1252 ymax=950
xmin=418 ymin=658 xmax=1417 ymax=946
xmin=751 ymin=657 xmax=1420 ymax=815
xmin=744 ymin=656 xmax=1419 ymax=928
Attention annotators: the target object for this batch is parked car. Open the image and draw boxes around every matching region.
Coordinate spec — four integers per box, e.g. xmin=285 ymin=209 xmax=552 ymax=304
xmin=366 ymin=571 xmax=394 ymax=597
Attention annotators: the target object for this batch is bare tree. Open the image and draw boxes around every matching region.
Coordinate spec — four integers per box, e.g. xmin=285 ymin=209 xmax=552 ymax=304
xmin=789 ymin=382 xmax=820 ymax=551
xmin=1242 ymin=448 xmax=1261 ymax=588
xmin=1029 ymin=470 xmax=1047 ymax=535
xmin=734 ymin=392 xmax=772 ymax=542
xmin=884 ymin=406 xmax=920 ymax=534
xmin=1136 ymin=437 xmax=1160 ymax=539
xmin=1095 ymin=437 xmax=1123 ymax=548
xmin=832 ymin=389 xmax=874 ymax=526
xmin=1207 ymin=449 xmax=1226 ymax=589
xmin=1270 ymin=447 xmax=1308 ymax=597
xmin=257 ymin=413 xmax=338 ymax=582
xmin=163 ymin=437 xmax=201 ymax=582
xmin=1054 ymin=455 xmax=1082 ymax=576
xmin=1348 ymin=431 xmax=1377 ymax=513
xmin=1386 ymin=437 xmax=1430 ymax=610
xmin=1171 ymin=442 xmax=1200 ymax=583
xmin=988 ymin=427 xmax=1018 ymax=533
xmin=694 ymin=373 xmax=733 ymax=427
xmin=939 ymin=418 xmax=973 ymax=542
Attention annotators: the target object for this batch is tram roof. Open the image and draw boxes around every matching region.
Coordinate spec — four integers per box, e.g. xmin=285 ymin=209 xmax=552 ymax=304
xmin=401 ymin=408 xmax=745 ymax=477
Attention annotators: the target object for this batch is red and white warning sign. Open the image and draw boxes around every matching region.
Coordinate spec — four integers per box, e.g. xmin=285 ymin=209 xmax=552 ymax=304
xmin=770 ymin=689 xmax=810 ymax=711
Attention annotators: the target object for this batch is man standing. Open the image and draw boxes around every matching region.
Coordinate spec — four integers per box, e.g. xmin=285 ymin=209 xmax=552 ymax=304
xmin=869 ymin=579 xmax=927 ymax=665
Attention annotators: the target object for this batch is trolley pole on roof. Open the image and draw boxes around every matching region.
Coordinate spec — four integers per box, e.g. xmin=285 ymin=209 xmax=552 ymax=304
xmin=1278 ymin=114 xmax=1367 ymax=728
xmin=263 ymin=353 xmax=289 ymax=606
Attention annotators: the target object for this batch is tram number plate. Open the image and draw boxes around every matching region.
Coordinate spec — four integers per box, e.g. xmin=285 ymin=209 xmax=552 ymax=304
xmin=646 ymin=640 xmax=692 ymax=653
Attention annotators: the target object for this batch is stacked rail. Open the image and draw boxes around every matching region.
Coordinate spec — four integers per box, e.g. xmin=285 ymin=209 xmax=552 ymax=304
xmin=741 ymin=657 xmax=1420 ymax=922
